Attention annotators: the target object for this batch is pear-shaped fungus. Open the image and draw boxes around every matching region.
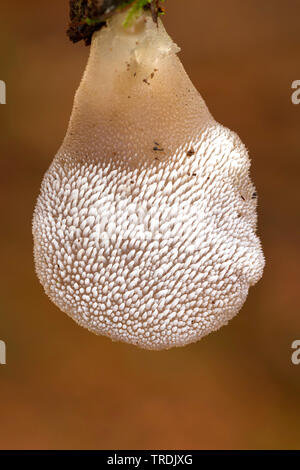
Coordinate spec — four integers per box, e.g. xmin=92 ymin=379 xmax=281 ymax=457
xmin=33 ymin=11 xmax=265 ymax=350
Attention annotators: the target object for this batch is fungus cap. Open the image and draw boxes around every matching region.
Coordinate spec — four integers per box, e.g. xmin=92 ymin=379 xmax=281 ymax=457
xmin=33 ymin=11 xmax=265 ymax=350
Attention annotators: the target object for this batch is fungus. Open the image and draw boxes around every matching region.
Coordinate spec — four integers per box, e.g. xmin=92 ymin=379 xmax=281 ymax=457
xmin=33 ymin=10 xmax=265 ymax=350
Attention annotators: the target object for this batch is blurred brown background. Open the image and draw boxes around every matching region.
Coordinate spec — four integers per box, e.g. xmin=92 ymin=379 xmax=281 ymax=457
xmin=0 ymin=0 xmax=299 ymax=450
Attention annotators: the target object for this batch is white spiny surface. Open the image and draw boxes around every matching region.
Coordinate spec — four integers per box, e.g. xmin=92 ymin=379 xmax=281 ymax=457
xmin=33 ymin=11 xmax=264 ymax=350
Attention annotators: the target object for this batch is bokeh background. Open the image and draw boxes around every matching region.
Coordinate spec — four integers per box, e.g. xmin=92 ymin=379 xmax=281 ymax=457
xmin=0 ymin=0 xmax=299 ymax=449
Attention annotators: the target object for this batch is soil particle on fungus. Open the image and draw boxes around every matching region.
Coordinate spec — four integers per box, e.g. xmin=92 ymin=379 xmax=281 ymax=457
xmin=153 ymin=141 xmax=164 ymax=152
xmin=186 ymin=147 xmax=195 ymax=157
xmin=150 ymin=0 xmax=164 ymax=23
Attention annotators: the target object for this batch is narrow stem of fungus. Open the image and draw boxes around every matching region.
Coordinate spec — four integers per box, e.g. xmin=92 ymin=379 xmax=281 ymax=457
xmin=63 ymin=9 xmax=212 ymax=168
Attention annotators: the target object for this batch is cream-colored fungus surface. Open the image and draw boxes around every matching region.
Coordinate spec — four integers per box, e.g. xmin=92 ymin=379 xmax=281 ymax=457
xmin=33 ymin=11 xmax=264 ymax=350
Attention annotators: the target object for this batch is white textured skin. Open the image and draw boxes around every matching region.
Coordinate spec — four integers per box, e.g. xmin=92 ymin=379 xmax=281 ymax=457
xmin=33 ymin=12 xmax=264 ymax=350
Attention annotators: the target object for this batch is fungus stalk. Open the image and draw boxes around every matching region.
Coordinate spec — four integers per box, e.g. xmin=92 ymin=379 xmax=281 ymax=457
xmin=33 ymin=6 xmax=265 ymax=350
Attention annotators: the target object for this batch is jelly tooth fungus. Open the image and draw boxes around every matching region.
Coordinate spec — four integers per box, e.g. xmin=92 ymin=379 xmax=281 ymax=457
xmin=33 ymin=10 xmax=264 ymax=350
